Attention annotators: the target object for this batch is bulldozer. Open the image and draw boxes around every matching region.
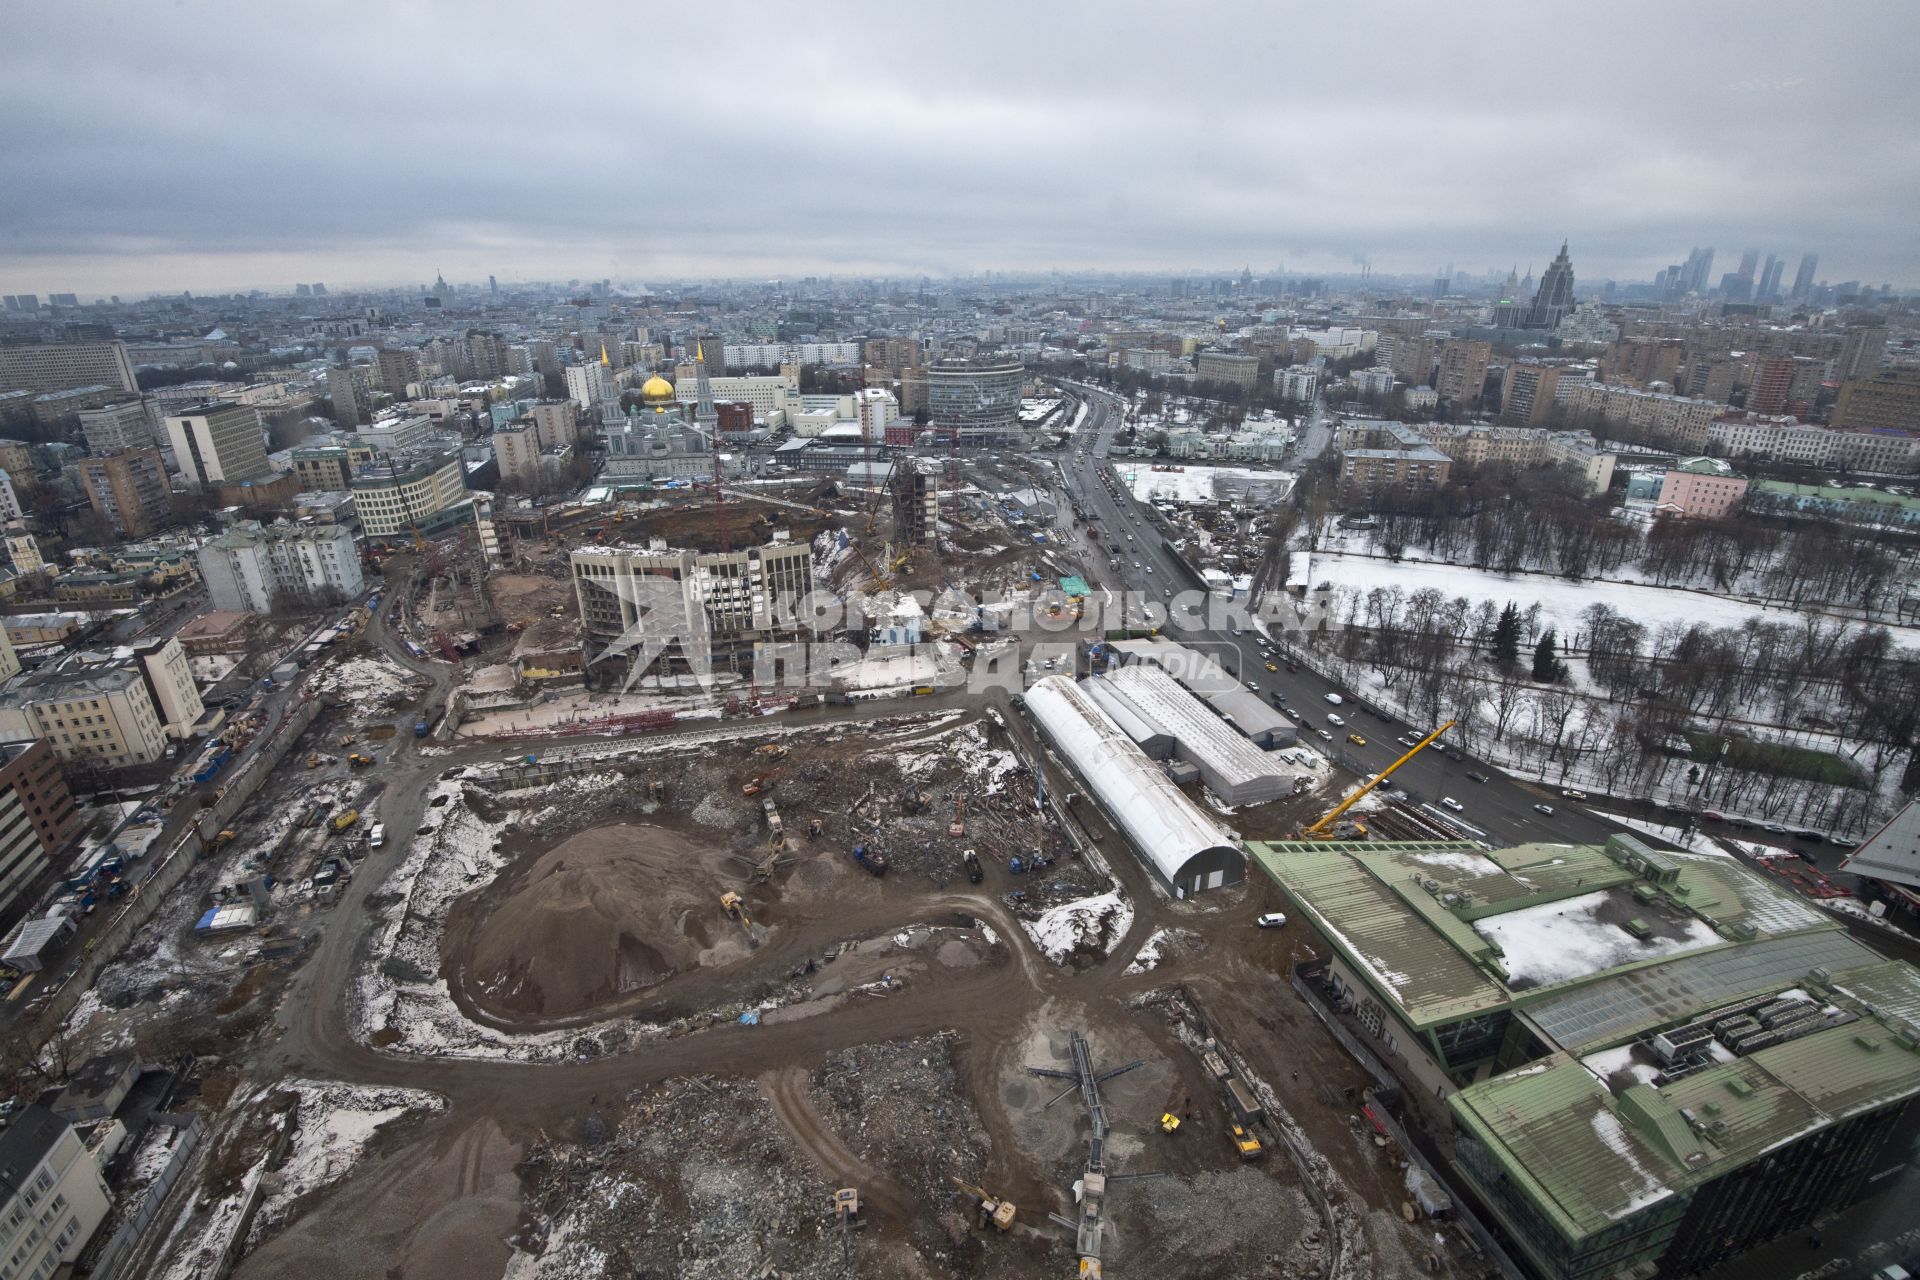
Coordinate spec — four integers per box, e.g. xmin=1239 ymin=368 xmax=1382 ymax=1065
xmin=347 ymin=753 xmax=375 ymax=769
xmin=950 ymin=1176 xmax=1017 ymax=1231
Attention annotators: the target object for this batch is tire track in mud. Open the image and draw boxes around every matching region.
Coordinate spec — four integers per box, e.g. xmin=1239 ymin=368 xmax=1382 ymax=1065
xmin=759 ymin=1066 xmax=912 ymax=1224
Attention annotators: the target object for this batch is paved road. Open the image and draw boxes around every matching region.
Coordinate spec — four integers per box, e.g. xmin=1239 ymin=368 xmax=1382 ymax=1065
xmin=1053 ymin=386 xmax=1618 ymax=851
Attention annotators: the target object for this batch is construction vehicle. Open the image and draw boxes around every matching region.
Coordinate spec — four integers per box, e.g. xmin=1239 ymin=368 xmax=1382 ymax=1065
xmin=1299 ymin=719 xmax=1455 ymax=840
xmin=762 ymin=797 xmax=785 ymax=846
xmin=1228 ymin=1123 xmax=1264 ymax=1161
xmin=851 ymin=844 xmax=889 ymax=877
xmin=963 ymin=848 xmax=983 ymax=884
xmin=347 ymin=752 xmax=375 ymax=769
xmin=203 ymin=828 xmax=239 ymax=854
xmin=305 ymin=752 xmax=324 ymax=769
xmin=720 ymin=890 xmax=759 ymax=944
xmin=331 ymin=808 xmax=361 ymax=833
xmin=807 ymin=817 xmax=822 ymax=839
xmin=741 ymin=773 xmax=774 ymax=797
xmin=754 ymin=742 xmax=789 ymax=759
xmin=1158 ymin=1112 xmax=1182 ymax=1134
xmin=903 ymin=787 xmax=929 ymax=815
xmin=950 ymin=1177 xmax=1017 ymax=1231
xmin=829 ymin=1187 xmax=866 ymax=1261
xmin=948 ymin=794 xmax=967 ymax=838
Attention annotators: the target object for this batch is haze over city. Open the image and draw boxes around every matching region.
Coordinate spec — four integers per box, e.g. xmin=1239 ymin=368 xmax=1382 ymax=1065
xmin=5 ymin=0 xmax=1919 ymax=295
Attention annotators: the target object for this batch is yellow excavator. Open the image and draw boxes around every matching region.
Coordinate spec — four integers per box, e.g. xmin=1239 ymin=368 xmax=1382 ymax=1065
xmin=1299 ymin=719 xmax=1455 ymax=840
xmin=950 ymin=1176 xmax=1017 ymax=1231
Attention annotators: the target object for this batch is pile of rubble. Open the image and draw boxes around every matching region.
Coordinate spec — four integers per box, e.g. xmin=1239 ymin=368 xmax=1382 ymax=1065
xmin=809 ymin=1032 xmax=991 ymax=1256
xmin=515 ymin=1077 xmax=844 ymax=1280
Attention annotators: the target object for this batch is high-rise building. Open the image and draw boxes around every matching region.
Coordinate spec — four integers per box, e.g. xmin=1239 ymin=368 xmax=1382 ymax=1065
xmin=164 ymin=400 xmax=269 ymax=486
xmin=1757 ymin=254 xmax=1785 ymax=302
xmin=0 ymin=340 xmax=137 ymax=395
xmin=376 ymin=348 xmax=421 ymax=396
xmin=1435 ymin=340 xmax=1492 ymax=406
xmin=1737 ymin=248 xmax=1760 ymax=283
xmin=1682 ymin=246 xmax=1715 ymax=295
xmin=0 ymin=739 xmax=81 ymax=915
xmin=1746 ymin=355 xmax=1795 ymax=415
xmin=1523 ymin=243 xmax=1576 ymax=329
xmin=1835 ymin=327 xmax=1888 ymax=381
xmin=76 ymin=400 xmax=159 ymax=456
xmin=926 ymin=361 xmax=1025 ymax=446
xmin=77 ymin=448 xmax=172 ymax=538
xmin=466 ymin=331 xmax=508 ymax=380
xmin=327 ymin=364 xmax=375 ymax=427
xmin=1500 ymin=362 xmax=1565 ymax=426
xmin=1790 ymin=252 xmax=1819 ymax=300
xmin=565 ymin=361 xmax=616 ymax=413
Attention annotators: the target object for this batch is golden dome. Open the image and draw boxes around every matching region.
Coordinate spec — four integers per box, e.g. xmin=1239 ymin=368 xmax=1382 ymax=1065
xmin=639 ymin=373 xmax=675 ymax=404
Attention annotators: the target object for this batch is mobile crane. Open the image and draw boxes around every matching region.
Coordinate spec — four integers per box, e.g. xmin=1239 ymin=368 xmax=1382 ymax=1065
xmin=1299 ymin=719 xmax=1455 ymax=840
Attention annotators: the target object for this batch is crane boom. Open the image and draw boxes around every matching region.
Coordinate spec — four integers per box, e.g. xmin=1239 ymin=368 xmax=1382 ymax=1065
xmin=1302 ymin=718 xmax=1456 ymax=839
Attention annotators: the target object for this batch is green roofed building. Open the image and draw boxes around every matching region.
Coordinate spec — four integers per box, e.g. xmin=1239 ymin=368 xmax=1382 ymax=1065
xmin=1249 ymin=834 xmax=1920 ymax=1278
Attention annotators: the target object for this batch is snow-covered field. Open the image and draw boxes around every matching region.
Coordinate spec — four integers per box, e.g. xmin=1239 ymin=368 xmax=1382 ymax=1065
xmin=1117 ymin=462 xmax=1294 ymax=506
xmin=1307 ymin=553 xmax=1920 ymax=645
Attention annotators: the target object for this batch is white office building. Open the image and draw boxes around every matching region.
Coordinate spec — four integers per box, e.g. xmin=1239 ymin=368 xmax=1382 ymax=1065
xmin=197 ymin=521 xmax=365 ymax=614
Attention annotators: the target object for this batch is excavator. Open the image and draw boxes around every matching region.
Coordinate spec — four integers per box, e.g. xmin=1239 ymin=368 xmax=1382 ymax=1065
xmin=950 ymin=1176 xmax=1017 ymax=1231
xmin=1299 ymin=719 xmax=1455 ymax=840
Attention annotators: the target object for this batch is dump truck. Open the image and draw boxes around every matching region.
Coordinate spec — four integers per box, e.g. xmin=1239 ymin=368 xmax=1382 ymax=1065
xmin=331 ymin=808 xmax=361 ymax=833
xmin=962 ymin=848 xmax=983 ymax=884
xmin=851 ymin=844 xmax=889 ymax=877
xmin=1228 ymin=1123 xmax=1264 ymax=1161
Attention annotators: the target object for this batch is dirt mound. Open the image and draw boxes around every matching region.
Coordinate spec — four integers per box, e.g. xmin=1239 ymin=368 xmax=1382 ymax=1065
xmin=468 ymin=824 xmax=746 ymax=1017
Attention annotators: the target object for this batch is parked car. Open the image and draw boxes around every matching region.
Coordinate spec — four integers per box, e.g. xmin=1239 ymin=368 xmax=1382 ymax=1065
xmin=1440 ymin=796 xmax=1464 ymax=812
xmin=1562 ymin=788 xmax=1588 ymax=800
xmin=1256 ymin=912 xmax=1287 ymax=929
xmin=1763 ymin=822 xmax=1789 ymax=834
xmin=1702 ymin=809 xmax=1726 ymax=822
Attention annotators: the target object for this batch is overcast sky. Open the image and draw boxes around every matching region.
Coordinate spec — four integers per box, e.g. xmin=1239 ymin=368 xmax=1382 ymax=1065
xmin=4 ymin=0 xmax=1917 ymax=298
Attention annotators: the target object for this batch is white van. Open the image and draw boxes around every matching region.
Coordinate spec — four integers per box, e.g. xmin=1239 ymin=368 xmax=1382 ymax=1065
xmin=1326 ymin=713 xmax=1345 ymax=727
xmin=368 ymin=823 xmax=386 ymax=848
xmin=1324 ymin=692 xmax=1344 ymax=705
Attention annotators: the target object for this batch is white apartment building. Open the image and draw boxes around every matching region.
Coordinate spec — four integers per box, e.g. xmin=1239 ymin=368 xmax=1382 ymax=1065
xmin=126 ymin=636 xmax=205 ymax=739
xmin=565 ymin=362 xmax=616 ymax=412
xmin=0 ymin=1107 xmax=114 ymax=1280
xmin=724 ymin=342 xmax=861 ymax=369
xmin=853 ymin=387 xmax=895 ymax=441
xmin=1275 ymin=366 xmax=1318 ymax=402
xmin=674 ymin=366 xmax=800 ymax=419
xmin=1707 ymin=416 xmax=1837 ymax=467
xmin=0 ymin=473 xmax=19 ymax=523
xmin=0 ymin=666 xmax=170 ymax=767
xmin=1121 ymin=348 xmax=1171 ymax=374
xmin=163 ymin=400 xmax=270 ymax=485
xmin=197 ymin=521 xmax=365 ymax=614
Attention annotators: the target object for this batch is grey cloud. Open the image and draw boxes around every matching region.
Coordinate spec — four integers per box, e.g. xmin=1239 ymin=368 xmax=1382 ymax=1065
xmin=2 ymin=0 xmax=1917 ymax=293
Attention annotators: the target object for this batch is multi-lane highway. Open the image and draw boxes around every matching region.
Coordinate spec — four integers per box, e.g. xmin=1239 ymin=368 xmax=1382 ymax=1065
xmin=1051 ymin=385 xmax=1618 ymax=850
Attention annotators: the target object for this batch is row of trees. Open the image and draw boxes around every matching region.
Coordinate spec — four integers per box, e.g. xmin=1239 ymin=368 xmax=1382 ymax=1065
xmin=1333 ymin=462 xmax=1918 ymax=617
xmin=1302 ymin=582 xmax=1918 ymax=824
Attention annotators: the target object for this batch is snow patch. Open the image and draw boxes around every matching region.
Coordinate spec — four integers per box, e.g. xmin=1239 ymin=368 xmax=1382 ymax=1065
xmin=1022 ymin=890 xmax=1134 ymax=965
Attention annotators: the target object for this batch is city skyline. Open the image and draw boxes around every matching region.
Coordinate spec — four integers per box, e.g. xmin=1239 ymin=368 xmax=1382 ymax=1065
xmin=4 ymin=0 xmax=1918 ymax=296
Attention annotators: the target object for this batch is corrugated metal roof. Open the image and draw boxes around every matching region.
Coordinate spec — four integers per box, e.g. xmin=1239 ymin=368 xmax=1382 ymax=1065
xmin=1023 ymin=676 xmax=1240 ymax=887
xmin=1248 ymin=843 xmax=1508 ymax=1025
xmin=1455 ymin=1016 xmax=1920 ymax=1244
xmin=1524 ymin=931 xmax=1876 ymax=1053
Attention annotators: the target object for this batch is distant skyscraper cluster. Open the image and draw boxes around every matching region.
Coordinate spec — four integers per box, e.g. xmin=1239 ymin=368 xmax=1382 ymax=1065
xmin=1655 ymin=244 xmax=1819 ymax=303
